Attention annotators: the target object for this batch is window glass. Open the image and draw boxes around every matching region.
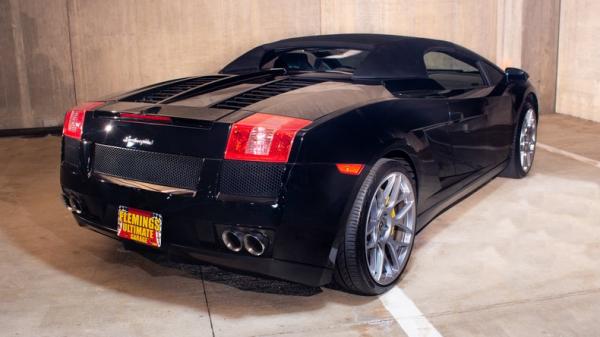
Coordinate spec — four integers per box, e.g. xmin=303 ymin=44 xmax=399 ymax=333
xmin=481 ymin=62 xmax=504 ymax=85
xmin=261 ymin=48 xmax=370 ymax=74
xmin=423 ymin=51 xmax=485 ymax=89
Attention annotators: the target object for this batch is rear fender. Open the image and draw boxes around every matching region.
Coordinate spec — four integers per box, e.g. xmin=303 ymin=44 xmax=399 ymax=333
xmin=297 ymin=100 xmax=447 ymax=267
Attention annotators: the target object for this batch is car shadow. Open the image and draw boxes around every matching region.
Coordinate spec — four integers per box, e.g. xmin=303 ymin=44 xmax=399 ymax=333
xmin=126 ymin=243 xmax=324 ymax=297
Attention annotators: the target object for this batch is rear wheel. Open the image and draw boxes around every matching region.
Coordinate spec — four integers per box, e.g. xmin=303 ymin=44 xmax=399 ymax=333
xmin=334 ymin=158 xmax=416 ymax=295
xmin=501 ymin=101 xmax=538 ymax=178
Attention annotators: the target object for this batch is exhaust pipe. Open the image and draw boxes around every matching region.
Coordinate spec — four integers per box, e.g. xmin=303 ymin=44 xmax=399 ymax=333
xmin=221 ymin=230 xmax=244 ymax=252
xmin=68 ymin=197 xmax=82 ymax=214
xmin=63 ymin=196 xmax=73 ymax=212
xmin=243 ymin=233 xmax=268 ymax=256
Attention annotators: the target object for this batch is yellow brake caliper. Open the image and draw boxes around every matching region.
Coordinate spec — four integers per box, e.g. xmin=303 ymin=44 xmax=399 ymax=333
xmin=386 ymin=196 xmax=397 ymax=238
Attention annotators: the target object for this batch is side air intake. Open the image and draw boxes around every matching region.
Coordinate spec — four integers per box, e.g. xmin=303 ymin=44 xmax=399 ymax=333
xmin=212 ymin=78 xmax=321 ymax=110
xmin=122 ymin=76 xmax=226 ymax=104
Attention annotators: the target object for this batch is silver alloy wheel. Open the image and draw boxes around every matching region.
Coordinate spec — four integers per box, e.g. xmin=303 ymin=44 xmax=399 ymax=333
xmin=364 ymin=171 xmax=416 ymax=286
xmin=519 ymin=108 xmax=537 ymax=172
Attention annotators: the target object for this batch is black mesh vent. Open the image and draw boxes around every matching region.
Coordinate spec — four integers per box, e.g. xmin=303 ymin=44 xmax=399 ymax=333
xmin=123 ymin=76 xmax=226 ymax=103
xmin=63 ymin=137 xmax=80 ymax=166
xmin=93 ymin=144 xmax=203 ymax=190
xmin=213 ymin=78 xmax=321 ymax=110
xmin=220 ymin=161 xmax=285 ymax=198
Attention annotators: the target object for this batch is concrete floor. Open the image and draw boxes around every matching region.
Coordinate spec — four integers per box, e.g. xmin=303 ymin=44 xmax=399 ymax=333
xmin=1 ymin=113 xmax=599 ymax=337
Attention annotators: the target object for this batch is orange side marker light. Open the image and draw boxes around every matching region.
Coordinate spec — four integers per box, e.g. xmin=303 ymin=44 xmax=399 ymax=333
xmin=336 ymin=163 xmax=364 ymax=176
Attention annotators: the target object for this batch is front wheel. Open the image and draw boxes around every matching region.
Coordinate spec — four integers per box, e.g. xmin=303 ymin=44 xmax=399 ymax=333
xmin=501 ymin=101 xmax=538 ymax=178
xmin=334 ymin=158 xmax=417 ymax=295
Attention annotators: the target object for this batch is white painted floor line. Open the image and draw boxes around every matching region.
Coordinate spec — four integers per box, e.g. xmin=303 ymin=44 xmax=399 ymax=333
xmin=537 ymin=142 xmax=600 ymax=169
xmin=378 ymin=142 xmax=599 ymax=337
xmin=379 ymin=287 xmax=443 ymax=337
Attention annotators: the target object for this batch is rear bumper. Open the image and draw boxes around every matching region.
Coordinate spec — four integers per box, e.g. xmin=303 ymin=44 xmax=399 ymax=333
xmin=60 ymin=158 xmax=362 ymax=286
xmin=72 ymin=213 xmax=331 ymax=286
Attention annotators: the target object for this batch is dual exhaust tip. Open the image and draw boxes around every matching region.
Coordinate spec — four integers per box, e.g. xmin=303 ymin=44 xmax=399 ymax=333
xmin=64 ymin=196 xmax=83 ymax=214
xmin=221 ymin=230 xmax=268 ymax=256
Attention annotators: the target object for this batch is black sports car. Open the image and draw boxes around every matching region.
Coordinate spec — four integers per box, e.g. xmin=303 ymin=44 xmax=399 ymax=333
xmin=60 ymin=34 xmax=538 ymax=295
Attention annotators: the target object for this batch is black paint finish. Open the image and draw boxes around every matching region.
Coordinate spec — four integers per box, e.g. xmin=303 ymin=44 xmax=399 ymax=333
xmin=60 ymin=34 xmax=536 ymax=286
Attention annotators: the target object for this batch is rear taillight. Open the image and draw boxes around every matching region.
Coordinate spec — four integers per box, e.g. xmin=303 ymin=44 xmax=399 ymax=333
xmin=224 ymin=113 xmax=311 ymax=163
xmin=62 ymin=102 xmax=104 ymax=140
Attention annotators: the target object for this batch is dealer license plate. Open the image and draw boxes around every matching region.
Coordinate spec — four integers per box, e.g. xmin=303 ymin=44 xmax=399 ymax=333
xmin=117 ymin=206 xmax=162 ymax=248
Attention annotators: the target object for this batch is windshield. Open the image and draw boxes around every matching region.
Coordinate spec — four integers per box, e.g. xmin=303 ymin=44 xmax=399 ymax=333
xmin=261 ymin=48 xmax=370 ymax=74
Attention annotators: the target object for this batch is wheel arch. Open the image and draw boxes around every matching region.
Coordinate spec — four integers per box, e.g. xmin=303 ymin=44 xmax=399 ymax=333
xmin=528 ymin=92 xmax=539 ymax=113
xmin=514 ymin=85 xmax=538 ymax=119
xmin=330 ymin=147 xmax=420 ymax=268
xmin=381 ymin=149 xmax=419 ymax=199
xmin=517 ymin=92 xmax=539 ymax=126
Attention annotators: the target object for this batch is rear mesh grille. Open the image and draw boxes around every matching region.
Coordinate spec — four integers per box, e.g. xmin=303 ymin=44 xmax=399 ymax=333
xmin=213 ymin=78 xmax=321 ymax=110
xmin=93 ymin=144 xmax=203 ymax=190
xmin=123 ymin=76 xmax=226 ymax=103
xmin=220 ymin=161 xmax=285 ymax=198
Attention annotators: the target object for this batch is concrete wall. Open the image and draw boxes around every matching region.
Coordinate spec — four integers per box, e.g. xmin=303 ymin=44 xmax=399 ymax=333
xmin=1 ymin=0 xmax=563 ymax=130
xmin=321 ymin=0 xmax=561 ymax=115
xmin=321 ymin=0 xmax=499 ymax=62
xmin=68 ymin=0 xmax=321 ymax=103
xmin=521 ymin=0 xmax=561 ymax=116
xmin=556 ymin=0 xmax=600 ymax=122
xmin=1 ymin=0 xmax=320 ymax=130
xmin=0 ymin=0 xmax=76 ymax=130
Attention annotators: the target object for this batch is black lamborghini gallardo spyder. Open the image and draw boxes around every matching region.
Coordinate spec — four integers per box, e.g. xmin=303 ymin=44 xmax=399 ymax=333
xmin=60 ymin=34 xmax=538 ymax=295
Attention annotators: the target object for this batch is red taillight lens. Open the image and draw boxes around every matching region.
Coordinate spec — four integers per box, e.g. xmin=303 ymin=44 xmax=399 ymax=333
xmin=62 ymin=102 xmax=104 ymax=140
xmin=224 ymin=113 xmax=311 ymax=163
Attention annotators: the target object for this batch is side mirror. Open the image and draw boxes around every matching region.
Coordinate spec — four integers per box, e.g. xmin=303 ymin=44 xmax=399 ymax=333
xmin=505 ymin=67 xmax=529 ymax=82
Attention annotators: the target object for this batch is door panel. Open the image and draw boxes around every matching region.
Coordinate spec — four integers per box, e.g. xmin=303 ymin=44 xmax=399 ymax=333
xmin=483 ymin=95 xmax=514 ymax=165
xmin=447 ymin=93 xmax=512 ymax=176
xmin=447 ymin=98 xmax=491 ymax=175
xmin=423 ymin=124 xmax=455 ymax=188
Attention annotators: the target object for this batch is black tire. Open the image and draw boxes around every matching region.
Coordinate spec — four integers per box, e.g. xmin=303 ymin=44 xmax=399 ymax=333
xmin=501 ymin=100 xmax=538 ymax=179
xmin=334 ymin=158 xmax=416 ymax=295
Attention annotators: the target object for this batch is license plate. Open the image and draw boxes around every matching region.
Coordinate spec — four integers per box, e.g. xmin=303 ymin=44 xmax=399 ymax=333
xmin=117 ymin=206 xmax=162 ymax=248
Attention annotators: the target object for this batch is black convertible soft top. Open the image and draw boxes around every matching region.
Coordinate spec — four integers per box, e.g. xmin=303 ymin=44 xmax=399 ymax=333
xmin=220 ymin=34 xmax=485 ymax=80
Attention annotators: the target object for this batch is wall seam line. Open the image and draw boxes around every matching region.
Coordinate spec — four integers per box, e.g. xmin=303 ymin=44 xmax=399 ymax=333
xmin=553 ymin=0 xmax=562 ymax=114
xmin=9 ymin=0 xmax=33 ymax=128
xmin=65 ymin=0 xmax=78 ymax=105
xmin=319 ymin=0 xmax=322 ymax=35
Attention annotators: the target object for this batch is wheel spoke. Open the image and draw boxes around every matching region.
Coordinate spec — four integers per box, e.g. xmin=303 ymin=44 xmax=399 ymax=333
xmin=394 ymin=200 xmax=414 ymax=223
xmin=375 ymin=188 xmax=385 ymax=210
xmin=381 ymin=175 xmax=396 ymax=205
xmin=366 ymin=228 xmax=378 ymax=248
xmin=387 ymin=175 xmax=403 ymax=207
xmin=520 ymin=151 xmax=527 ymax=168
xmin=373 ymin=245 xmax=384 ymax=281
xmin=395 ymin=223 xmax=414 ymax=235
xmin=367 ymin=201 xmax=379 ymax=234
xmin=366 ymin=220 xmax=377 ymax=236
xmin=368 ymin=248 xmax=377 ymax=274
xmin=386 ymin=241 xmax=401 ymax=270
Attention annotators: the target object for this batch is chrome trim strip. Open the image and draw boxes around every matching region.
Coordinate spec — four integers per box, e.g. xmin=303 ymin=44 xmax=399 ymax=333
xmin=96 ymin=173 xmax=196 ymax=196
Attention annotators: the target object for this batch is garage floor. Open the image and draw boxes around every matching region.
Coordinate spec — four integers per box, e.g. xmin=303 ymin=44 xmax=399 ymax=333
xmin=1 ymin=113 xmax=599 ymax=337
